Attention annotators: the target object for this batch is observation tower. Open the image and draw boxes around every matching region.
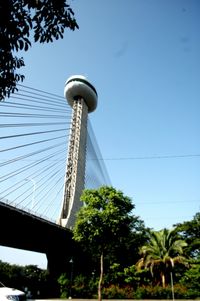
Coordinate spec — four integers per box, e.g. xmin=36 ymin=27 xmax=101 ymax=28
xmin=58 ymin=75 xmax=98 ymax=228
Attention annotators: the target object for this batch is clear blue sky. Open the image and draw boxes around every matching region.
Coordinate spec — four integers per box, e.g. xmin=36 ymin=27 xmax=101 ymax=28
xmin=0 ymin=0 xmax=199 ymax=269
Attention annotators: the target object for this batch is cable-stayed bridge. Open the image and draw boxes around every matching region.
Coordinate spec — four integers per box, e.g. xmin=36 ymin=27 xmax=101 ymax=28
xmin=0 ymin=77 xmax=111 ymax=274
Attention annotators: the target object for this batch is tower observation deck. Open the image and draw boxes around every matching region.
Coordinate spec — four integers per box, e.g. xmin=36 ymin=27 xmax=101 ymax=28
xmin=58 ymin=75 xmax=98 ymax=228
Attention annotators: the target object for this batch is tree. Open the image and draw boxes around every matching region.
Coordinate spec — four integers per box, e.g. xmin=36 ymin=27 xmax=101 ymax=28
xmin=0 ymin=261 xmax=49 ymax=298
xmin=174 ymin=212 xmax=200 ymax=259
xmin=73 ymin=186 xmax=136 ymax=301
xmin=0 ymin=0 xmax=78 ymax=100
xmin=180 ymin=259 xmax=200 ymax=297
xmin=136 ymin=228 xmax=188 ymax=288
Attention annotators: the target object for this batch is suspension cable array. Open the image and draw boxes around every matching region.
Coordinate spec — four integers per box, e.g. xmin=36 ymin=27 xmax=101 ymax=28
xmin=0 ymin=84 xmax=111 ymax=224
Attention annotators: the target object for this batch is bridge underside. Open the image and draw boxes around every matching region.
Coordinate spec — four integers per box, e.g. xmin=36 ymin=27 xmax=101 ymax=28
xmin=0 ymin=202 xmax=76 ymax=275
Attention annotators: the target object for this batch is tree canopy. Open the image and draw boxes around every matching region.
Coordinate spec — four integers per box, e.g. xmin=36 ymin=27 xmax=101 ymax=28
xmin=73 ymin=186 xmax=136 ymax=254
xmin=1 ymin=210 xmax=200 ymax=299
xmin=174 ymin=212 xmax=200 ymax=259
xmin=0 ymin=0 xmax=79 ymax=100
xmin=136 ymin=228 xmax=188 ymax=287
xmin=73 ymin=186 xmax=137 ymax=301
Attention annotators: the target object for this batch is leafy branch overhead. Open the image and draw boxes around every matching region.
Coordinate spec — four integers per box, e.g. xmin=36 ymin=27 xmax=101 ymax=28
xmin=0 ymin=0 xmax=79 ymax=100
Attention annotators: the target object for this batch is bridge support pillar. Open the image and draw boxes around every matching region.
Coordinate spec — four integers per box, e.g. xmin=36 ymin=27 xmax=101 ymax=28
xmin=58 ymin=75 xmax=98 ymax=229
xmin=46 ymin=245 xmax=75 ymax=297
xmin=46 ymin=249 xmax=68 ymax=278
xmin=59 ymin=98 xmax=88 ymax=228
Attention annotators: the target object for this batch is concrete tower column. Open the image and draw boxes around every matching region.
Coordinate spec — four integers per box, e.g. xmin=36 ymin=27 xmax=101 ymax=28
xmin=58 ymin=75 xmax=98 ymax=228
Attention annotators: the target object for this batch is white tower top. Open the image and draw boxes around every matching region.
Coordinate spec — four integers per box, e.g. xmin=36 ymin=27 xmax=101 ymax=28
xmin=64 ymin=75 xmax=98 ymax=113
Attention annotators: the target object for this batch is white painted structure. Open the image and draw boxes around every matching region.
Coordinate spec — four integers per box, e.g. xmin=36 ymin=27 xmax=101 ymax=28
xmin=58 ymin=75 xmax=98 ymax=228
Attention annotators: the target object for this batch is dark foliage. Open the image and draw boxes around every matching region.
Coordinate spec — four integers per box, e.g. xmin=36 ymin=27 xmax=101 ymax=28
xmin=0 ymin=0 xmax=78 ymax=100
xmin=174 ymin=212 xmax=200 ymax=258
xmin=0 ymin=261 xmax=49 ymax=298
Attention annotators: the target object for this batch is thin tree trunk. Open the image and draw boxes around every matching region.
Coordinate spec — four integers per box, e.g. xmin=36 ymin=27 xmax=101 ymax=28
xmin=161 ymin=273 xmax=166 ymax=288
xmin=98 ymin=252 xmax=103 ymax=301
xmin=170 ymin=272 xmax=175 ymax=301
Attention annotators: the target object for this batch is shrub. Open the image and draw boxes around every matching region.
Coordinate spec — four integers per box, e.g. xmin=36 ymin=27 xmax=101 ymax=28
xmin=102 ymin=285 xmax=135 ymax=299
xmin=134 ymin=284 xmax=190 ymax=299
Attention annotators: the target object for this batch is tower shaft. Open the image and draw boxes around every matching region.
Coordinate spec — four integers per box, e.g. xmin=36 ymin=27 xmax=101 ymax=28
xmin=59 ymin=98 xmax=88 ymax=228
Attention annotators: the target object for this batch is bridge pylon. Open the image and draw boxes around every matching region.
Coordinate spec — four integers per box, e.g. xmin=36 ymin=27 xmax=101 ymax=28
xmin=57 ymin=75 xmax=98 ymax=228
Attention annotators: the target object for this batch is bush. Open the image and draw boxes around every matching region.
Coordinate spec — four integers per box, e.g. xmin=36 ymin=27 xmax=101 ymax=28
xmin=72 ymin=275 xmax=90 ymax=298
xmin=180 ymin=261 xmax=200 ymax=298
xmin=58 ymin=272 xmax=200 ymax=299
xmin=57 ymin=274 xmax=71 ymax=298
xmin=102 ymin=285 xmax=135 ymax=299
xmin=134 ymin=284 xmax=190 ymax=299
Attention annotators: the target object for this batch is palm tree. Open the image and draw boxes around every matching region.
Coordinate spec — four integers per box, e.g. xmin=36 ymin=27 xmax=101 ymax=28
xmin=136 ymin=228 xmax=188 ymax=287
